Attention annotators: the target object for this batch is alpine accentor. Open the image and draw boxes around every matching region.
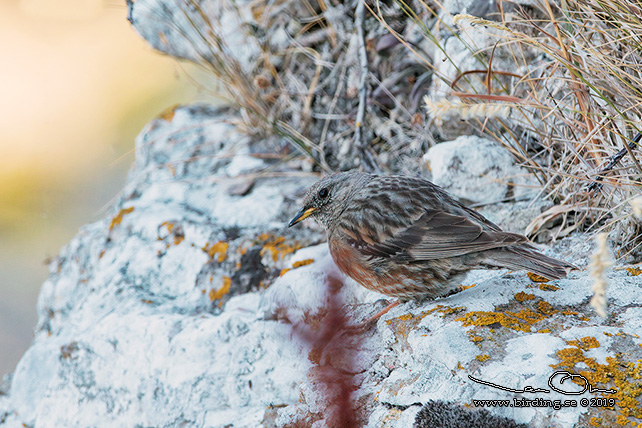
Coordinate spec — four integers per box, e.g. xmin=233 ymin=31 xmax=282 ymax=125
xmin=289 ymin=171 xmax=574 ymax=300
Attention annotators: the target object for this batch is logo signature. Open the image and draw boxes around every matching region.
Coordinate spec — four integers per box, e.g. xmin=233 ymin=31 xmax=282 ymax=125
xmin=469 ymin=371 xmax=617 ymax=395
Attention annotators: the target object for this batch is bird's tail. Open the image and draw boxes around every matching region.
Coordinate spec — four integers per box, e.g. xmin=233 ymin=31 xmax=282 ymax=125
xmin=487 ymin=244 xmax=576 ymax=280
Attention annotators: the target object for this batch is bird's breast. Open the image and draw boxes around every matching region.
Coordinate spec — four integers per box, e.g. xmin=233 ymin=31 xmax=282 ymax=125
xmin=328 ymin=235 xmax=377 ymax=287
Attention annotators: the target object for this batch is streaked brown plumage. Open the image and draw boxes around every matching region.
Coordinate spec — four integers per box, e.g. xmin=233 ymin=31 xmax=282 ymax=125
xmin=289 ymin=171 xmax=575 ymax=300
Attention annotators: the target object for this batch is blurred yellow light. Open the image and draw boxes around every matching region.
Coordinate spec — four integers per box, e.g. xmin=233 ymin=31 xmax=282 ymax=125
xmin=18 ymin=0 xmax=104 ymax=21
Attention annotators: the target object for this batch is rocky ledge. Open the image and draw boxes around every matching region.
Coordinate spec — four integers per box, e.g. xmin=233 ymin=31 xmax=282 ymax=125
xmin=1 ymin=105 xmax=640 ymax=428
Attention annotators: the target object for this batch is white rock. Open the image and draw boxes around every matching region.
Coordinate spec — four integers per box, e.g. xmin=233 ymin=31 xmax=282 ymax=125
xmin=2 ymin=105 xmax=641 ymax=428
xmin=423 ymin=135 xmax=538 ymax=204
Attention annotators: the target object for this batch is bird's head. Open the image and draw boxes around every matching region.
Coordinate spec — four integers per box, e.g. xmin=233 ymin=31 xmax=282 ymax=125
xmin=288 ymin=171 xmax=369 ymax=230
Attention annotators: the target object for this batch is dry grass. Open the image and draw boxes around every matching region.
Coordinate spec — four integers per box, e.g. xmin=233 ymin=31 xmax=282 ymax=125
xmin=419 ymin=0 xmax=642 ymax=259
xmin=159 ymin=0 xmax=641 ymax=258
xmin=153 ymin=0 xmax=440 ymax=173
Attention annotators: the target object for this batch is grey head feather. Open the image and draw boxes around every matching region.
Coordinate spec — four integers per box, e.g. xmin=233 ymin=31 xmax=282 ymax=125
xmin=300 ymin=171 xmax=371 ymax=229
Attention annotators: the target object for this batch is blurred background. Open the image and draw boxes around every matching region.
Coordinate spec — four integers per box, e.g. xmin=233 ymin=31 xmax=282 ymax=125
xmin=0 ymin=0 xmax=199 ymax=377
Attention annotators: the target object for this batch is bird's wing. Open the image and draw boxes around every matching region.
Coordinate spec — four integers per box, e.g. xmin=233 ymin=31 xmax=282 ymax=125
xmin=354 ymin=209 xmax=527 ymax=261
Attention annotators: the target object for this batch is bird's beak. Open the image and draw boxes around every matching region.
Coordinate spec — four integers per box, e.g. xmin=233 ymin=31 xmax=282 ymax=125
xmin=288 ymin=207 xmax=317 ymax=227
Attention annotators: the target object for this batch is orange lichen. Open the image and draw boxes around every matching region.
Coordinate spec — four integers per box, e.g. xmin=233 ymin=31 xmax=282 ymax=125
xmin=538 ymin=301 xmax=556 ymax=316
xmin=476 ymin=354 xmax=490 ymax=362
xmin=209 ymin=276 xmax=232 ymax=303
xmin=527 ymin=272 xmax=550 ymax=283
xmin=279 ymin=268 xmax=290 ymax=277
xmin=293 ymin=259 xmax=314 ymax=268
xmin=396 ymin=314 xmax=415 ymax=322
xmin=158 ymin=105 xmax=178 ymax=122
xmin=260 ymin=235 xmax=301 ymax=262
xmin=552 ymin=337 xmax=642 ymax=424
xmin=280 ymin=258 xmax=316 ymax=277
xmin=203 ymin=241 xmax=228 ymax=262
xmin=567 ymin=336 xmax=600 ymax=350
xmin=456 ymin=309 xmax=547 ymax=332
xmin=469 ymin=334 xmax=484 ymax=343
xmin=109 ymin=207 xmax=134 ymax=231
xmin=467 ymin=331 xmax=485 ymax=347
xmin=589 ymin=417 xmax=602 ymax=427
xmin=384 ymin=306 xmax=465 ymax=344
xmin=437 ymin=305 xmax=467 ymax=316
xmin=385 ymin=305 xmax=466 ymax=334
xmin=539 ymin=283 xmax=560 ymax=291
xmin=626 ymin=267 xmax=642 ymax=276
xmin=279 ymin=259 xmax=314 ymax=276
xmin=159 ymin=221 xmax=184 ymax=245
xmin=514 ymin=291 xmax=536 ymax=302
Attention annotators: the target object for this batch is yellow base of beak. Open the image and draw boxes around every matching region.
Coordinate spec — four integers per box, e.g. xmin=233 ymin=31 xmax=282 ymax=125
xmin=288 ymin=207 xmax=317 ymax=227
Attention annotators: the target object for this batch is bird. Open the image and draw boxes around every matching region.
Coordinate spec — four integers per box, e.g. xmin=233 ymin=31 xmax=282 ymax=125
xmin=288 ymin=171 xmax=574 ymax=310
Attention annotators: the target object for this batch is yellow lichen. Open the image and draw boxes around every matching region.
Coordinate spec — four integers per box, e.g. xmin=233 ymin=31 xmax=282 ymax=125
xmin=384 ymin=306 xmax=465 ymax=344
xmin=209 ymin=276 xmax=232 ymax=302
xmin=437 ymin=305 xmax=467 ymax=316
xmin=158 ymin=105 xmax=178 ymax=122
xmin=109 ymin=207 xmax=134 ymax=231
xmin=539 ymin=283 xmax=560 ymax=291
xmin=293 ymin=259 xmax=314 ymax=268
xmin=476 ymin=354 xmax=490 ymax=362
xmin=514 ymin=291 xmax=536 ymax=302
xmin=456 ymin=309 xmax=546 ymax=333
xmin=203 ymin=241 xmax=228 ymax=262
xmin=552 ymin=339 xmax=642 ymax=424
xmin=159 ymin=221 xmax=184 ymax=245
xmin=538 ymin=301 xmax=556 ymax=316
xmin=616 ymin=415 xmax=630 ymax=426
xmin=279 ymin=258 xmax=315 ymax=277
xmin=567 ymin=336 xmax=600 ymax=350
xmin=468 ymin=334 xmax=484 ymax=343
xmin=527 ymin=272 xmax=550 ymax=283
xmin=626 ymin=267 xmax=642 ymax=276
xmin=259 ymin=235 xmax=301 ymax=262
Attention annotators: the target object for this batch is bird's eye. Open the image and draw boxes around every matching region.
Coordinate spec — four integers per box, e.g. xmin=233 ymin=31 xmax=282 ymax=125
xmin=318 ymin=187 xmax=329 ymax=199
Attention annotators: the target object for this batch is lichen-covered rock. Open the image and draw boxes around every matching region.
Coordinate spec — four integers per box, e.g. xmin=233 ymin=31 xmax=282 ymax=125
xmin=0 ymin=104 xmax=324 ymax=427
xmin=1 ymin=104 xmax=641 ymax=428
